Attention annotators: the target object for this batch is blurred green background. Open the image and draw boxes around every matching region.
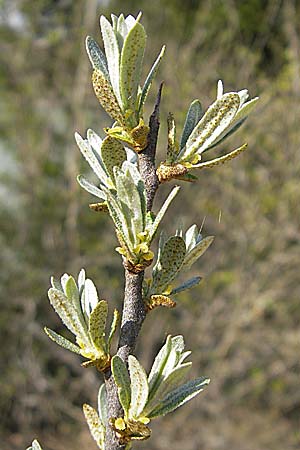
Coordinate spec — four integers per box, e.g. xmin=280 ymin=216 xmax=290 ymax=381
xmin=1 ymin=0 xmax=300 ymax=449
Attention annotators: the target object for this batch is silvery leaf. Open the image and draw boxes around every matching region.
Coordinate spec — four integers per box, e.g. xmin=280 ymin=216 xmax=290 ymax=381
xmin=88 ymin=300 xmax=108 ymax=351
xmin=44 ymin=327 xmax=81 ymax=355
xmin=192 ymin=144 xmax=248 ymax=169
xmin=147 ymin=376 xmax=210 ymax=418
xmin=112 ymin=355 xmax=131 ymax=414
xmin=143 ymin=363 xmax=192 ymax=415
xmin=81 ymin=279 xmax=99 ymax=320
xmin=182 ymin=236 xmax=214 ymax=270
xmin=152 ymin=236 xmax=186 ymax=292
xmin=100 ymin=136 xmax=127 ymax=185
xmin=48 ymin=288 xmax=88 ymax=344
xmin=138 ymin=45 xmax=165 ymax=114
xmin=180 ymin=99 xmax=203 ymax=150
xmin=100 ymin=15 xmax=122 ymax=106
xmin=185 ymin=224 xmax=198 ymax=253
xmin=120 ymin=21 xmax=146 ymax=111
xmin=83 ymin=403 xmax=105 ymax=449
xmin=148 ymin=335 xmax=172 ymax=400
xmin=205 ymin=116 xmax=247 ymax=151
xmin=170 ymin=276 xmax=202 ymax=295
xmin=86 ymin=36 xmax=109 ymax=79
xmin=128 ymin=355 xmax=149 ymax=419
xmin=77 ymin=175 xmax=106 ymax=200
xmin=180 ymin=93 xmax=240 ymax=161
xmin=107 ymin=309 xmax=120 ymax=349
xmin=98 ymin=383 xmax=107 ymax=425
xmin=75 ymin=133 xmax=109 ymax=185
xmin=147 ymin=186 xmax=180 ymax=243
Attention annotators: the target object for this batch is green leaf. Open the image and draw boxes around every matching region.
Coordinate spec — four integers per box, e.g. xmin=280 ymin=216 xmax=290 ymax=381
xmin=27 ymin=440 xmax=42 ymax=450
xmin=180 ymin=99 xmax=202 ymax=150
xmin=98 ymin=383 xmax=107 ymax=425
xmin=182 ymin=236 xmax=214 ymax=269
xmin=77 ymin=175 xmax=106 ymax=200
xmin=185 ymin=224 xmax=198 ymax=252
xmin=120 ymin=21 xmax=146 ymax=112
xmin=75 ymin=133 xmax=109 ymax=185
xmin=112 ymin=355 xmax=131 ymax=414
xmin=148 ymin=335 xmax=172 ymax=401
xmin=171 ymin=335 xmax=185 ymax=354
xmin=152 ymin=236 xmax=186 ymax=291
xmin=81 ymin=279 xmax=99 ymax=320
xmin=88 ymin=300 xmax=108 ymax=351
xmin=128 ymin=355 xmax=149 ymax=419
xmin=44 ymin=327 xmax=81 ymax=354
xmin=86 ymin=36 xmax=109 ymax=79
xmin=83 ymin=403 xmax=105 ymax=449
xmin=180 ymin=93 xmax=240 ymax=161
xmin=147 ymin=376 xmax=210 ymax=418
xmin=166 ymin=113 xmax=177 ymax=162
xmin=100 ymin=15 xmax=121 ymax=106
xmin=115 ymin=168 xmax=144 ymax=245
xmin=100 ymin=136 xmax=127 ymax=185
xmin=48 ymin=288 xmax=88 ymax=345
xmin=103 ymin=186 xmax=134 ymax=255
xmin=205 ymin=117 xmax=247 ymax=151
xmin=107 ymin=309 xmax=120 ymax=349
xmin=92 ymin=70 xmax=124 ymax=123
xmin=50 ymin=276 xmax=62 ymax=291
xmin=144 ymin=363 xmax=192 ymax=415
xmin=193 ymin=143 xmax=248 ymax=169
xmin=138 ymin=45 xmax=165 ymax=114
xmin=171 ymin=276 xmax=202 ymax=295
xmin=235 ymin=96 xmax=259 ymax=122
xmin=147 ymin=186 xmax=180 ymax=243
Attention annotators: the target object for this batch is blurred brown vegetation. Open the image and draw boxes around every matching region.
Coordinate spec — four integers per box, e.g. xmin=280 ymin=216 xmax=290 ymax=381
xmin=0 ymin=0 xmax=300 ymax=449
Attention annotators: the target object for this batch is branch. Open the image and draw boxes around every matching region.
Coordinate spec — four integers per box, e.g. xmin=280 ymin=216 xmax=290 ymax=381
xmin=139 ymin=82 xmax=163 ymax=210
xmin=104 ymin=84 xmax=163 ymax=450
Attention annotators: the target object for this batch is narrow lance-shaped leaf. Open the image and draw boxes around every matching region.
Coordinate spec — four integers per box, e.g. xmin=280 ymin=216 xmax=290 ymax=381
xmin=170 ymin=276 xmax=202 ymax=295
xmin=148 ymin=336 xmax=172 ymax=401
xmin=115 ymin=169 xmax=144 ymax=245
xmin=100 ymin=136 xmax=127 ymax=185
xmin=180 ymin=99 xmax=203 ymax=150
xmin=138 ymin=45 xmax=165 ymax=113
xmin=120 ymin=21 xmax=146 ymax=111
xmin=182 ymin=236 xmax=214 ymax=270
xmin=86 ymin=36 xmax=109 ymax=79
xmin=147 ymin=376 xmax=210 ymax=418
xmin=48 ymin=288 xmax=88 ymax=344
xmin=65 ymin=276 xmax=87 ymax=331
xmin=44 ymin=327 xmax=81 ymax=355
xmin=88 ymin=300 xmax=108 ymax=351
xmin=83 ymin=404 xmax=105 ymax=449
xmin=27 ymin=440 xmax=43 ymax=450
xmin=98 ymin=383 xmax=108 ymax=425
xmin=77 ymin=175 xmax=106 ymax=201
xmin=112 ymin=355 xmax=131 ymax=414
xmin=143 ymin=363 xmax=192 ymax=415
xmin=181 ymin=93 xmax=240 ymax=161
xmin=100 ymin=15 xmax=122 ymax=106
xmin=128 ymin=355 xmax=149 ymax=419
xmin=107 ymin=309 xmax=120 ymax=349
xmin=152 ymin=236 xmax=186 ymax=291
xmin=75 ymin=133 xmax=109 ymax=184
xmin=205 ymin=116 xmax=247 ymax=151
xmin=147 ymin=186 xmax=180 ymax=243
xmin=193 ymin=144 xmax=248 ymax=170
xmin=81 ymin=279 xmax=99 ymax=321
xmin=92 ymin=69 xmax=124 ymax=124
